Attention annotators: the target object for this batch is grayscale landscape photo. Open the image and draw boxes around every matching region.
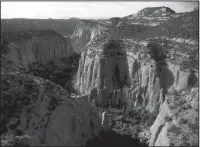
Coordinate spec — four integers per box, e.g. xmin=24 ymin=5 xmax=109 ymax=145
xmin=1 ymin=1 xmax=199 ymax=146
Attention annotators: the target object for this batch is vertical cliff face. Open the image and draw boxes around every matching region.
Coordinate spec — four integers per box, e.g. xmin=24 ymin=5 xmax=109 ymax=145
xmin=1 ymin=30 xmax=74 ymax=72
xmin=168 ymin=63 xmax=198 ymax=92
xmin=75 ymin=39 xmax=131 ymax=106
xmin=75 ymin=37 xmax=198 ymax=146
xmin=99 ymin=40 xmax=130 ymax=90
xmin=75 ymin=38 xmax=197 ymax=111
xmin=70 ymin=20 xmax=108 ymax=53
xmin=136 ymin=61 xmax=173 ymax=116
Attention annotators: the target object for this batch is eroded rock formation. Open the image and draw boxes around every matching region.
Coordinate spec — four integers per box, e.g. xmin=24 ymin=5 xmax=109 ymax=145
xmin=1 ymin=29 xmax=102 ymax=146
xmin=1 ymin=30 xmax=74 ymax=72
xmin=1 ymin=73 xmax=101 ymax=146
xmin=75 ymin=37 xmax=198 ymax=146
xmin=75 ymin=39 xmax=197 ymax=112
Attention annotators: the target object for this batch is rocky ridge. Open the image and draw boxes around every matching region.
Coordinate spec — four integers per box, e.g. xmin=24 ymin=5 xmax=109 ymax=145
xmin=135 ymin=9 xmax=199 ymax=40
xmin=1 ymin=73 xmax=101 ymax=146
xmin=123 ymin=6 xmax=183 ymax=27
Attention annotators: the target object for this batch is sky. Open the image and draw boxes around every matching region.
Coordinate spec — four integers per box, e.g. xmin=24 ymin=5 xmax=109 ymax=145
xmin=1 ymin=1 xmax=199 ymax=19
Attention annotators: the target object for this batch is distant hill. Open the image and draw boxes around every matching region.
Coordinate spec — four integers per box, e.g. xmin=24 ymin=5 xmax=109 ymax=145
xmin=124 ymin=6 xmax=176 ymax=19
xmin=122 ymin=6 xmax=183 ymax=27
xmin=136 ymin=6 xmax=175 ymax=17
xmin=134 ymin=9 xmax=199 ymax=40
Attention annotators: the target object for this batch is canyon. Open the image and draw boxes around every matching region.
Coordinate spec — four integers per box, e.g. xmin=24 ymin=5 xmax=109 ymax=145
xmin=1 ymin=6 xmax=199 ymax=146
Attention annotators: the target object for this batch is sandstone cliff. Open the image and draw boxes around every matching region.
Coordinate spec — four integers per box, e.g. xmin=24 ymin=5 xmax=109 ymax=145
xmin=75 ymin=38 xmax=198 ymax=113
xmin=74 ymin=36 xmax=198 ymax=146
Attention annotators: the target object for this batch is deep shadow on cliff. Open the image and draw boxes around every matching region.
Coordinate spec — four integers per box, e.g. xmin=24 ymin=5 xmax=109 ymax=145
xmin=188 ymin=71 xmax=198 ymax=87
xmin=28 ymin=52 xmax=81 ymax=93
xmin=101 ymin=39 xmax=130 ymax=89
xmin=85 ymin=130 xmax=148 ymax=147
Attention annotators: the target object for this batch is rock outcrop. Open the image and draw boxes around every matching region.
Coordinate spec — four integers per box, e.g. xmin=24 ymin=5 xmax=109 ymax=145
xmin=149 ymin=87 xmax=198 ymax=146
xmin=168 ymin=63 xmax=198 ymax=92
xmin=1 ymin=73 xmax=101 ymax=146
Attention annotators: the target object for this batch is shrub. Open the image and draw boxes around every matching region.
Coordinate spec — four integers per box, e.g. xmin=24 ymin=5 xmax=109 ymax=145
xmin=179 ymin=48 xmax=198 ymax=70
xmin=13 ymin=135 xmax=32 ymax=147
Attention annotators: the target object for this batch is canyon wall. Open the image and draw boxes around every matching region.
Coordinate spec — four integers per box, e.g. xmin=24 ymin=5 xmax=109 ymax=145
xmin=1 ymin=29 xmax=103 ymax=146
xmin=1 ymin=30 xmax=74 ymax=73
xmin=1 ymin=73 xmax=101 ymax=146
xmin=1 ymin=21 xmax=198 ymax=146
xmin=75 ymin=37 xmax=198 ymax=146
xmin=75 ymin=39 xmax=198 ymax=112
xmin=70 ymin=21 xmax=109 ymax=53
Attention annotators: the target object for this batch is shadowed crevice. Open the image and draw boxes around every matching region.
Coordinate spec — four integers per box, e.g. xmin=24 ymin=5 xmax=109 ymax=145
xmin=85 ymin=130 xmax=148 ymax=147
